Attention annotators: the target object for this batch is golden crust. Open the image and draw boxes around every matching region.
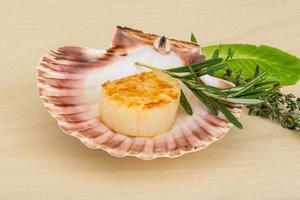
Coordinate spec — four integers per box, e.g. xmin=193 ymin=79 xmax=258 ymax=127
xmin=102 ymin=71 xmax=180 ymax=109
xmin=116 ymin=26 xmax=199 ymax=48
xmin=112 ymin=26 xmax=205 ymax=65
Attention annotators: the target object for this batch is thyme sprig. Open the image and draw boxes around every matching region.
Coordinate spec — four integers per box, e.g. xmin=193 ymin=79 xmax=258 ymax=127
xmin=248 ymin=90 xmax=300 ymax=131
xmin=135 ymin=59 xmax=277 ymax=129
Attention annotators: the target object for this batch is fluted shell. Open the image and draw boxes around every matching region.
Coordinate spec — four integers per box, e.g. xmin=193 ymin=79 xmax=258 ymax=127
xmin=37 ymin=26 xmax=242 ymax=160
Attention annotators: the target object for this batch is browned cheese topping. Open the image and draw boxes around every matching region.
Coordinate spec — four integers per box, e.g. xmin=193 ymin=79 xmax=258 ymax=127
xmin=102 ymin=71 xmax=180 ymax=109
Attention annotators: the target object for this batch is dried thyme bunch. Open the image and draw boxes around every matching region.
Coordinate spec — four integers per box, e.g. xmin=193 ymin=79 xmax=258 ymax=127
xmin=248 ymin=90 xmax=300 ymax=131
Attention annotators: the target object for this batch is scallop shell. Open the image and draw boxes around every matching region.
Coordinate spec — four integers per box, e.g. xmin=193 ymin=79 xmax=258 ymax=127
xmin=37 ymin=26 xmax=242 ymax=160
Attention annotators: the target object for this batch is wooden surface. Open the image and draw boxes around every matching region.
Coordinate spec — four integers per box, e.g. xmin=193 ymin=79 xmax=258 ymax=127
xmin=1 ymin=0 xmax=300 ymax=199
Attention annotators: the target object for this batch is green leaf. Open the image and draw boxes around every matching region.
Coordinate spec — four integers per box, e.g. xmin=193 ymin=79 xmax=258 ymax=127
xmin=254 ymin=65 xmax=260 ymax=77
xmin=230 ymin=71 xmax=267 ymax=97
xmin=190 ymin=33 xmax=197 ymax=43
xmin=225 ymin=47 xmax=233 ymax=60
xmin=202 ymin=63 xmax=227 ymax=75
xmin=188 ymin=65 xmax=199 ymax=84
xmin=202 ymin=44 xmax=300 ymax=86
xmin=182 ymin=81 xmax=217 ymax=115
xmin=232 ymin=69 xmax=241 ymax=85
xmin=166 ymin=58 xmax=223 ymax=73
xmin=214 ymin=99 xmax=243 ymax=129
xmin=180 ymin=90 xmax=193 ymax=115
xmin=254 ymin=80 xmax=279 ymax=88
xmin=212 ymin=49 xmax=219 ymax=59
xmin=221 ymin=98 xmax=264 ymax=105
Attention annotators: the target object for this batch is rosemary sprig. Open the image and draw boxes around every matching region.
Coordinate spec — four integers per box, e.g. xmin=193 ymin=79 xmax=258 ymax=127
xmin=135 ymin=60 xmax=276 ymax=129
xmin=191 ymin=32 xmax=198 ymax=43
xmin=182 ymin=80 xmax=218 ymax=115
xmin=180 ymin=89 xmax=193 ymax=115
xmin=215 ymin=99 xmax=243 ymax=129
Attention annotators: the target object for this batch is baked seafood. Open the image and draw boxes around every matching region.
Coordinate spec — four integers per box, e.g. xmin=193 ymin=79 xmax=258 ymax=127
xmin=100 ymin=71 xmax=180 ymax=137
xmin=37 ymin=26 xmax=242 ymax=159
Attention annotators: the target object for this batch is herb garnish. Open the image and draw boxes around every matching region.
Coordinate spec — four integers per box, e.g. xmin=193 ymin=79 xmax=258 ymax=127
xmin=135 ymin=59 xmax=277 ymax=129
xmin=200 ymin=35 xmax=300 ymax=132
xmin=136 ymin=33 xmax=300 ymax=132
xmin=215 ymin=60 xmax=300 ymax=131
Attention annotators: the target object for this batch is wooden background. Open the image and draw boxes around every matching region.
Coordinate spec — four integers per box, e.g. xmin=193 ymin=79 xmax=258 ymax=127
xmin=1 ymin=0 xmax=300 ymax=199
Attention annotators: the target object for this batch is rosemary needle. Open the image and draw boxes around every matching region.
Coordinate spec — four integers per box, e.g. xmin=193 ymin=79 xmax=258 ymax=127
xmin=180 ymin=89 xmax=193 ymax=115
xmin=215 ymin=99 xmax=243 ymax=129
xmin=166 ymin=58 xmax=223 ymax=73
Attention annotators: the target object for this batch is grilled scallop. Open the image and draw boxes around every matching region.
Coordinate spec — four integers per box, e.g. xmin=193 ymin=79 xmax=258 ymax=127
xmin=37 ymin=26 xmax=242 ymax=159
xmin=100 ymin=71 xmax=180 ymax=137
